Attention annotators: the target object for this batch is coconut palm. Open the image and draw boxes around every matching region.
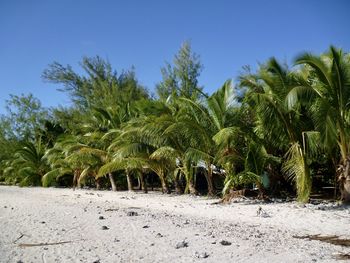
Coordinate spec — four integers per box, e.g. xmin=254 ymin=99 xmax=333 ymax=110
xmin=136 ymin=99 xmax=199 ymax=194
xmin=43 ymin=135 xmax=79 ymax=188
xmin=43 ymin=134 xmax=100 ymax=189
xmin=5 ymin=139 xmax=48 ymax=186
xmin=166 ymin=80 xmax=239 ymax=196
xmin=290 ymin=46 xmax=350 ymax=202
xmin=240 ymin=58 xmax=312 ymax=202
xmin=99 ymin=114 xmax=174 ymax=193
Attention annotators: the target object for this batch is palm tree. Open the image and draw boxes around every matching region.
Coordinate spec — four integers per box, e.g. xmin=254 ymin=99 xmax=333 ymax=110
xmin=100 ymin=115 xmax=174 ymax=193
xmin=240 ymin=58 xmax=312 ymax=202
xmin=43 ymin=135 xmax=79 ymax=188
xmin=165 ymin=81 xmax=239 ymax=196
xmin=291 ymin=46 xmax=350 ymax=202
xmin=79 ymin=108 xmax=125 ymax=191
xmin=136 ymin=99 xmax=198 ymax=194
xmin=43 ymin=135 xmax=100 ymax=190
xmin=42 ymin=141 xmax=72 ymax=187
xmin=5 ymin=139 xmax=48 ymax=186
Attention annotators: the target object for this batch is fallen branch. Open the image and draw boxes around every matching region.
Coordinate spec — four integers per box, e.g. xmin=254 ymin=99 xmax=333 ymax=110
xmin=105 ymin=208 xmax=119 ymax=211
xmin=18 ymin=240 xmax=81 ymax=247
xmin=293 ymin=234 xmax=350 ymax=247
xmin=13 ymin=233 xmax=24 ymax=244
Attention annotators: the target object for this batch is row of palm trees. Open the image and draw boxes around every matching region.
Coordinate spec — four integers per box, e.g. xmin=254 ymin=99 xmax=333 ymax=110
xmin=1 ymin=45 xmax=350 ymax=203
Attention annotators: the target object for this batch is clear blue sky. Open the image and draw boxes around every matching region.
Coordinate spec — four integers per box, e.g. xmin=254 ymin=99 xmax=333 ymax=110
xmin=0 ymin=0 xmax=349 ymax=114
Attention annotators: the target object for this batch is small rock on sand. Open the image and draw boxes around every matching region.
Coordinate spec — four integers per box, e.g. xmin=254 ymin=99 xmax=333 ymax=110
xmin=127 ymin=211 xmax=138 ymax=216
xmin=195 ymin=252 xmax=209 ymax=258
xmin=175 ymin=240 xmax=188 ymax=249
xmin=220 ymin=240 xmax=232 ymax=246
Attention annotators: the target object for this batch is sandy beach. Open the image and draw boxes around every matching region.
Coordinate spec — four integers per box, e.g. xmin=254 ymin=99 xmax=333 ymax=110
xmin=0 ymin=186 xmax=349 ymax=263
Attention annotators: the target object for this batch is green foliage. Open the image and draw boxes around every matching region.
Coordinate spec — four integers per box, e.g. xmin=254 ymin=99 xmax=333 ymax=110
xmin=223 ymin=171 xmax=261 ymax=195
xmin=2 ymin=93 xmax=49 ymax=141
xmin=1 ymin=44 xmax=349 ymax=203
xmin=43 ymin=56 xmax=148 ymax=111
xmin=3 ymin=139 xmax=48 ymax=186
xmin=156 ymin=41 xmax=205 ymax=101
xmin=282 ymin=143 xmax=311 ymax=202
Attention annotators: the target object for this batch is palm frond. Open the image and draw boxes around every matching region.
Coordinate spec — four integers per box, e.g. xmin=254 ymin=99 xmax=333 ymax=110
xmin=282 ymin=142 xmax=311 ymax=203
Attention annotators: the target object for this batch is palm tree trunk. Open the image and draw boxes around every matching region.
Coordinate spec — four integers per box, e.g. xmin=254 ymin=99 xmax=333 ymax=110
xmin=206 ymin=175 xmax=214 ymax=197
xmin=339 ymin=156 xmax=350 ymax=203
xmin=140 ymin=173 xmax=148 ymax=193
xmin=183 ymin=163 xmax=198 ymax=195
xmin=73 ymin=170 xmax=80 ymax=191
xmin=338 ymin=128 xmax=350 ymax=203
xmin=188 ymin=180 xmax=198 ymax=195
xmin=331 ymin=157 xmax=338 ymax=199
xmin=108 ymin=173 xmax=117 ymax=191
xmin=126 ymin=171 xmax=133 ymax=191
xmin=96 ymin=178 xmax=101 ymax=190
xmin=174 ymin=170 xmax=183 ymax=195
xmin=206 ymin=165 xmax=215 ymax=197
xmin=159 ymin=173 xmax=169 ymax=194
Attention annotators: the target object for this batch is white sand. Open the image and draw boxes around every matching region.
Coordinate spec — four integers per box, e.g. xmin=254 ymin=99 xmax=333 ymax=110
xmin=0 ymin=186 xmax=349 ymax=263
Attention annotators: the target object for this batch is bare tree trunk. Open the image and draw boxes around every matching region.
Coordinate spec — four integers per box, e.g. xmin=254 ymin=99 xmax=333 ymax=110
xmin=159 ymin=174 xmax=169 ymax=194
xmin=96 ymin=178 xmax=101 ymax=190
xmin=73 ymin=170 xmax=81 ymax=190
xmin=174 ymin=170 xmax=183 ymax=195
xmin=206 ymin=174 xmax=214 ymax=197
xmin=108 ymin=173 xmax=117 ymax=191
xmin=72 ymin=171 xmax=78 ymax=191
xmin=184 ymin=167 xmax=198 ymax=195
xmin=126 ymin=171 xmax=133 ymax=191
xmin=206 ymin=165 xmax=215 ymax=197
xmin=140 ymin=173 xmax=148 ymax=193
xmin=188 ymin=180 xmax=198 ymax=195
xmin=137 ymin=177 xmax=141 ymax=190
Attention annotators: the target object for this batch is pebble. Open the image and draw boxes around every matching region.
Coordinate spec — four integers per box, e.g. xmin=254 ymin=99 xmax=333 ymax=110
xmin=220 ymin=240 xmax=232 ymax=246
xmin=101 ymin=226 xmax=109 ymax=230
xmin=175 ymin=240 xmax=188 ymax=249
xmin=127 ymin=211 xmax=138 ymax=216
xmin=195 ymin=252 xmax=209 ymax=258
xmin=99 ymin=216 xmax=105 ymax=220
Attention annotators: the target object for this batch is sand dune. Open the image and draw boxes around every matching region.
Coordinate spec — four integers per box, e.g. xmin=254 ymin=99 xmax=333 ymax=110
xmin=0 ymin=186 xmax=349 ymax=262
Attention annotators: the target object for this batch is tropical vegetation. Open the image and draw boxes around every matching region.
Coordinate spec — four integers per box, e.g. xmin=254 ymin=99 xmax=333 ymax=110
xmin=1 ymin=43 xmax=349 ymax=203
